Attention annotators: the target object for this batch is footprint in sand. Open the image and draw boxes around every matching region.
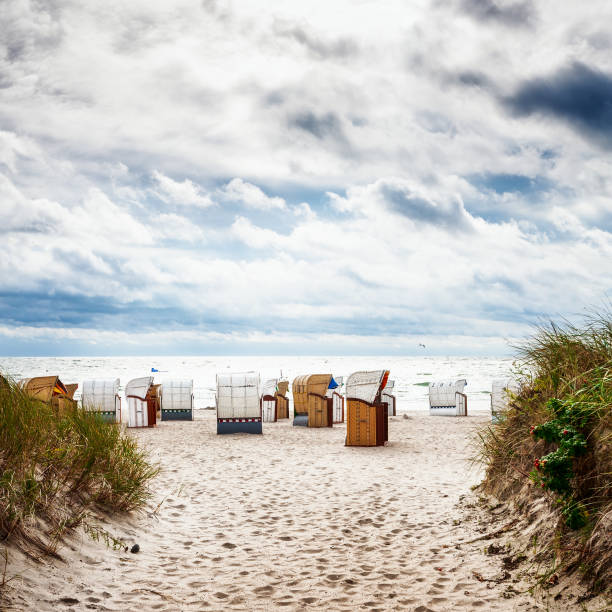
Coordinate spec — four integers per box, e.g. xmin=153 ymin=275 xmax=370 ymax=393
xmin=253 ymin=585 xmax=274 ymax=595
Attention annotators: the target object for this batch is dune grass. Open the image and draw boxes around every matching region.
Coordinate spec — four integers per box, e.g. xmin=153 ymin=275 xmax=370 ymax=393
xmin=475 ymin=310 xmax=611 ymax=595
xmin=0 ymin=375 xmax=159 ymax=559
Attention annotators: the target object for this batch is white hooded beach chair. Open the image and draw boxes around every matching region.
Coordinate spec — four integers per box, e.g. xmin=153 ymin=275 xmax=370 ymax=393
xmin=331 ymin=375 xmax=345 ymax=423
xmin=126 ymin=376 xmax=156 ymax=428
xmin=261 ymin=379 xmax=278 ymax=423
xmin=491 ymin=378 xmax=519 ymax=423
xmin=81 ymin=379 xmax=121 ymax=423
xmin=428 ymin=379 xmax=468 ymax=416
xmin=160 ymin=379 xmax=194 ymax=421
xmin=216 ymin=372 xmax=262 ymax=434
xmin=382 ymin=379 xmax=396 ymax=416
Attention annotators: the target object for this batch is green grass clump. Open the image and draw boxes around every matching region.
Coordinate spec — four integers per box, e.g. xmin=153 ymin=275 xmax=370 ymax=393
xmin=475 ymin=310 xmax=611 ymax=595
xmin=0 ymin=375 xmax=159 ymax=557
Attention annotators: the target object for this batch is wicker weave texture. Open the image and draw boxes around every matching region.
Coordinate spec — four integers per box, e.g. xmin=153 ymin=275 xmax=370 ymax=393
xmin=276 ymin=395 xmax=289 ymax=419
xmin=19 ymin=376 xmax=60 ymax=404
xmin=346 ymin=399 xmax=377 ymax=446
xmin=292 ymin=374 xmax=332 ymax=415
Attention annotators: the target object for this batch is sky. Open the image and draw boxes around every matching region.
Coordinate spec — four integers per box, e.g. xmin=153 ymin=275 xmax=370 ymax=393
xmin=1 ymin=0 xmax=612 ymax=356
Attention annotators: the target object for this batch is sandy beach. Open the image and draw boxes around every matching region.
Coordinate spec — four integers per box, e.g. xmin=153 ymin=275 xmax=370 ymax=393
xmin=5 ymin=412 xmax=550 ymax=611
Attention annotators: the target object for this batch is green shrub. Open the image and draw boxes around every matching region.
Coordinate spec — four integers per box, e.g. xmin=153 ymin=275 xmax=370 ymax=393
xmin=0 ymin=376 xmax=159 ymax=556
xmin=474 ymin=310 xmax=611 ymax=594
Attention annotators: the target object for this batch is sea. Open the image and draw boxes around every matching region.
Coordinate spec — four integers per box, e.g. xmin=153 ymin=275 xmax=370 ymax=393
xmin=0 ymin=356 xmax=516 ymax=413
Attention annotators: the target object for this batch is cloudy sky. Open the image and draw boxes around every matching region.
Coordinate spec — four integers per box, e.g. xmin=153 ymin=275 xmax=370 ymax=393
xmin=1 ymin=0 xmax=612 ymax=356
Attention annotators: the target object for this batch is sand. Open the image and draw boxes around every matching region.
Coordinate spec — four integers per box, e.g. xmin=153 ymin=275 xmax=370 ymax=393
xmin=4 ymin=412 xmax=558 ymax=611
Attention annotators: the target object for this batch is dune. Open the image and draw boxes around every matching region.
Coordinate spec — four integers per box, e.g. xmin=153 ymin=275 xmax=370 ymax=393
xmin=3 ymin=411 xmax=559 ymax=611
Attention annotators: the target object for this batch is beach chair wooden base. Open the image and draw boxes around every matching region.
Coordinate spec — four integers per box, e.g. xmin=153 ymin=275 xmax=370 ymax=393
xmin=262 ymin=396 xmax=277 ymax=422
xmin=276 ymin=396 xmax=289 ymax=419
xmin=93 ymin=410 xmax=117 ymax=423
xmin=217 ymin=419 xmax=262 ymax=434
xmin=293 ymin=414 xmax=308 ymax=427
xmin=162 ymin=409 xmax=193 ymax=421
xmin=346 ymin=399 xmax=388 ymax=447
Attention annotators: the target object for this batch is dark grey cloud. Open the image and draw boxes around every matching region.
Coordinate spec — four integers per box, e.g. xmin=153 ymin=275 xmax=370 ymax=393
xmin=0 ymin=1 xmax=64 ymax=62
xmin=201 ymin=0 xmax=232 ymax=21
xmin=0 ymin=289 xmax=207 ymax=330
xmin=0 ymin=291 xmax=121 ymax=327
xmin=456 ymin=70 xmax=492 ymax=87
xmin=274 ymin=22 xmax=358 ymax=60
xmin=0 ymin=288 xmax=426 ymax=339
xmin=504 ymin=62 xmax=612 ymax=149
xmin=289 ymin=111 xmax=347 ymax=142
xmin=0 ymin=71 xmax=12 ymax=89
xmin=436 ymin=68 xmax=494 ymax=90
xmin=459 ymin=0 xmax=534 ymax=27
xmin=380 ymin=183 xmax=472 ymax=231
xmin=584 ymin=30 xmax=612 ymax=51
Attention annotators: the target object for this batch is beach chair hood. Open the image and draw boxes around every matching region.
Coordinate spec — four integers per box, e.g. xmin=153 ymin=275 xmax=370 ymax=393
xmin=82 ymin=379 xmax=120 ymax=412
xmin=161 ymin=379 xmax=193 ymax=411
xmin=262 ymin=378 xmax=278 ymax=398
xmin=429 ymin=379 xmax=467 ymax=407
xmin=126 ymin=376 xmax=154 ymax=400
xmin=346 ymin=370 xmax=389 ymax=404
xmin=19 ymin=376 xmax=67 ymax=404
xmin=216 ymin=372 xmax=261 ymax=419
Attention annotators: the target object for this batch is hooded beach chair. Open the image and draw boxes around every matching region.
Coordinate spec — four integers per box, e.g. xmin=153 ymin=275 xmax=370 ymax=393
xmin=275 ymin=380 xmax=290 ymax=419
xmin=126 ymin=376 xmax=157 ymax=427
xmin=292 ymin=374 xmax=336 ymax=427
xmin=491 ymin=378 xmax=519 ymax=423
xmin=65 ymin=383 xmax=78 ymax=400
xmin=216 ymin=372 xmax=262 ymax=434
xmin=345 ymin=370 xmax=390 ymax=446
xmin=382 ymin=379 xmax=397 ymax=416
xmin=261 ymin=379 xmax=278 ymax=422
xmin=330 ymin=375 xmax=345 ymax=423
xmin=428 ymin=379 xmax=468 ymax=416
xmin=160 ymin=379 xmax=194 ymax=421
xmin=19 ymin=376 xmax=76 ymax=415
xmin=82 ymin=379 xmax=121 ymax=423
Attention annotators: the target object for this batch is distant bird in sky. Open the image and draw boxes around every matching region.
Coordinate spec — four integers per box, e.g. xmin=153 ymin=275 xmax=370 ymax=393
xmin=418 ymin=343 xmax=426 ymax=348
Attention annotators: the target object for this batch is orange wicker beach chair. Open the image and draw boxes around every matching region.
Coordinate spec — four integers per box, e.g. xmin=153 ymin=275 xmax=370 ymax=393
xmin=345 ymin=370 xmax=390 ymax=447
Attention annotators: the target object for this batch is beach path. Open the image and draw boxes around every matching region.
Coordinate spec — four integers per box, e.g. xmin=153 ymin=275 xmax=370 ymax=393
xmin=6 ymin=412 xmax=540 ymax=611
